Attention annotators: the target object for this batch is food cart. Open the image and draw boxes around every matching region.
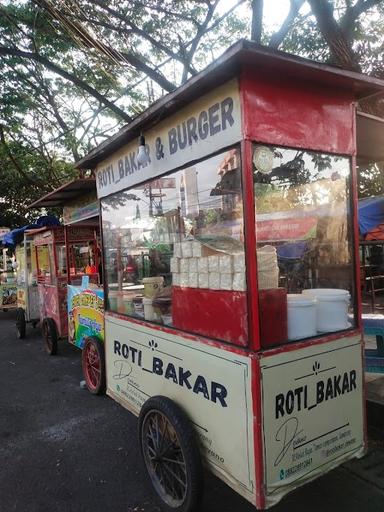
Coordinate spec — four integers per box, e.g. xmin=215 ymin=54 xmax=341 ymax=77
xmin=15 ymin=231 xmax=40 ymax=338
xmin=33 ymin=224 xmax=100 ymax=356
xmin=29 ymin=179 xmax=105 ymax=394
xmin=76 ymin=41 xmax=384 ymax=510
xmin=0 ymin=246 xmax=17 ymax=312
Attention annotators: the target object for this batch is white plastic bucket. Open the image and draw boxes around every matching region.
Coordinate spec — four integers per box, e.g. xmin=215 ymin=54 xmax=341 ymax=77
xmin=302 ymin=288 xmax=350 ymax=332
xmin=142 ymin=277 xmax=164 ymax=298
xmin=287 ymin=294 xmax=317 ymax=340
xmin=143 ymin=298 xmax=156 ymax=321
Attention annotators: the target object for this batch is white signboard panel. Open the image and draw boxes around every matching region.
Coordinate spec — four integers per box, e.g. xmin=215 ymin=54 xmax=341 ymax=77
xmin=261 ymin=336 xmax=364 ymax=508
xmin=105 ymin=314 xmax=255 ymax=503
xmin=95 ymin=79 xmax=241 ymax=198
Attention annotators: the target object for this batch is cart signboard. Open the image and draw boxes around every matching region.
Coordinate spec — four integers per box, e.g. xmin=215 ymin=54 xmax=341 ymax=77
xmin=0 ymin=283 xmax=17 ymax=309
xmin=105 ymin=314 xmax=256 ymax=503
xmin=68 ymin=284 xmax=104 ymax=349
xmin=95 ymin=80 xmax=241 ymax=199
xmin=261 ymin=336 xmax=364 ymax=507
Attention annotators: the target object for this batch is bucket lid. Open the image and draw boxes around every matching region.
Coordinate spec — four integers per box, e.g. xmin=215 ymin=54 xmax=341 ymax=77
xmin=142 ymin=277 xmax=164 ymax=284
xmin=302 ymin=288 xmax=349 ymax=296
xmin=287 ymin=293 xmax=316 ymax=306
xmin=302 ymin=288 xmax=350 ymax=301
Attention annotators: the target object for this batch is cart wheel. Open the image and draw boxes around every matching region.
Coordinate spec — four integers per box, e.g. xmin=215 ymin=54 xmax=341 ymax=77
xmin=32 ymin=321 xmax=39 ymax=329
xmin=138 ymin=396 xmax=203 ymax=512
xmin=3 ymin=308 xmax=8 ymax=313
xmin=15 ymin=308 xmax=26 ymax=339
xmin=82 ymin=336 xmax=106 ymax=395
xmin=42 ymin=318 xmax=58 ymax=355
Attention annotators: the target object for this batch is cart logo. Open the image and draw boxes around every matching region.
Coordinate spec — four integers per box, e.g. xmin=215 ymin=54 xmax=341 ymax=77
xmin=114 ymin=339 xmax=228 ymax=408
xmin=275 ymin=365 xmax=357 ymax=419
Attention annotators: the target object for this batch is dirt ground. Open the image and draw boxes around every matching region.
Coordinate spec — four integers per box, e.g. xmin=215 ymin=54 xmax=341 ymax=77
xmin=1 ymin=310 xmax=384 ymax=512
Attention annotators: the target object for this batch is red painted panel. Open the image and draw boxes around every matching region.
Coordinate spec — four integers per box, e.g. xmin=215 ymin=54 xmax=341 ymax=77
xmin=241 ymin=70 xmax=355 ymax=155
xmin=172 ymin=286 xmax=248 ymax=346
xmin=38 ymin=283 xmax=68 ymax=338
xmin=259 ymin=288 xmax=287 ymax=348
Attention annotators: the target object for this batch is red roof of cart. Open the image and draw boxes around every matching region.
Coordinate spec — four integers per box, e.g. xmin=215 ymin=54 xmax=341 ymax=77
xmin=75 ymin=39 xmax=384 ymax=170
xmin=28 ymin=178 xmax=96 ymax=208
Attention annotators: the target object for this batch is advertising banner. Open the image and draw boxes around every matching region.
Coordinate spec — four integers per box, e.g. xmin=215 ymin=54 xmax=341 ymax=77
xmin=95 ymin=79 xmax=241 ymax=198
xmin=67 ymin=284 xmax=104 ymax=349
xmin=105 ymin=314 xmax=255 ymax=504
xmin=0 ymin=283 xmax=17 ymax=308
xmin=261 ymin=336 xmax=364 ymax=507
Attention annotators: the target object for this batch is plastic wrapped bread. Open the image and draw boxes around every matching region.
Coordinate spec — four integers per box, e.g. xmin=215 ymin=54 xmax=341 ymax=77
xmin=198 ymin=273 xmax=209 ymax=289
xmin=180 ymin=273 xmax=189 ymax=287
xmin=189 ymin=272 xmax=198 ymax=288
xmin=198 ymin=257 xmax=208 ymax=273
xmin=233 ymin=253 xmax=245 ymax=273
xmin=181 ymin=241 xmax=193 ymax=258
xmin=173 ymin=242 xmax=182 ymax=258
xmin=208 ymin=272 xmax=221 ymax=290
xmin=232 ymin=272 xmax=246 ymax=291
xmin=172 ymin=273 xmax=180 ymax=287
xmin=220 ymin=273 xmax=233 ymax=290
xmin=189 ymin=258 xmax=198 ymax=273
xmin=179 ymin=258 xmax=189 ymax=273
xmin=170 ymin=257 xmax=180 ymax=273
xmin=208 ymin=255 xmax=219 ymax=273
xmin=192 ymin=241 xmax=202 ymax=258
xmin=219 ymin=254 xmax=233 ymax=274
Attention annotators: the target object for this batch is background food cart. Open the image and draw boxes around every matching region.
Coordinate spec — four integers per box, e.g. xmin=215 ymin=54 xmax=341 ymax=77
xmin=77 ymin=41 xmax=384 ymax=511
xmin=29 ymin=179 xmax=105 ymax=394
xmin=0 ymin=243 xmax=17 ymax=312
xmin=33 ymin=224 xmax=100 ymax=355
xmin=15 ymin=231 xmax=40 ymax=338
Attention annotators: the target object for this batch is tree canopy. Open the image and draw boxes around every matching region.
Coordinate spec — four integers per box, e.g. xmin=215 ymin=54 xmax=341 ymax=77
xmin=1 ymin=0 xmax=384 ymax=226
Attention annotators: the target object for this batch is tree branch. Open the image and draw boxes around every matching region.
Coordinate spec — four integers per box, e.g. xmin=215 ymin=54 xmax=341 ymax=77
xmin=0 ymin=125 xmax=44 ymax=186
xmin=33 ymin=0 xmax=176 ymax=92
xmin=0 ymin=46 xmax=132 ymax=121
xmin=341 ymin=0 xmax=383 ymax=43
xmin=307 ymin=0 xmax=361 ymax=71
xmin=251 ymin=0 xmax=263 ymax=43
xmin=269 ymin=0 xmax=305 ymax=48
xmin=85 ymin=0 xmax=196 ymax=77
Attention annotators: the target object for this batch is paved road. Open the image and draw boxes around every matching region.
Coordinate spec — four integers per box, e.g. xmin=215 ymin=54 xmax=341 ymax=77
xmin=1 ymin=310 xmax=384 ymax=512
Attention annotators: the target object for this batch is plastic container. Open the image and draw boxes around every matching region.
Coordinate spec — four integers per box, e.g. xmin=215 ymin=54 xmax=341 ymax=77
xmin=302 ymin=288 xmax=350 ymax=332
xmin=257 ymin=245 xmax=279 ymax=289
xmin=143 ymin=298 xmax=156 ymax=321
xmin=287 ymin=294 xmax=317 ymax=340
xmin=161 ymin=314 xmax=173 ymax=326
xmin=123 ymin=293 xmax=134 ymax=315
xmin=132 ymin=296 xmax=144 ymax=317
xmin=152 ymin=297 xmax=172 ymax=320
xmin=108 ymin=290 xmax=118 ymax=311
xmin=142 ymin=277 xmax=164 ymax=298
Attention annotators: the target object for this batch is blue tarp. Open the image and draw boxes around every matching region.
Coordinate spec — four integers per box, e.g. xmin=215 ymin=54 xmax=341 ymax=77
xmin=358 ymin=196 xmax=384 ymax=236
xmin=1 ymin=216 xmax=60 ymax=248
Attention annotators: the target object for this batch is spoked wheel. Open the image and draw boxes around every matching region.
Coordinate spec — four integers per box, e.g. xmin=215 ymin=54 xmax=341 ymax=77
xmin=42 ymin=318 xmax=58 ymax=355
xmin=82 ymin=336 xmax=105 ymax=395
xmin=139 ymin=396 xmax=203 ymax=512
xmin=15 ymin=308 xmax=26 ymax=339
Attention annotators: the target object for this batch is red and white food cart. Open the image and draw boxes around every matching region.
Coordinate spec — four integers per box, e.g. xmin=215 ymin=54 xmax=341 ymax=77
xmin=29 ymin=179 xmax=106 ymax=394
xmin=33 ymin=223 xmax=100 ymax=356
xmin=77 ymin=41 xmax=384 ymax=510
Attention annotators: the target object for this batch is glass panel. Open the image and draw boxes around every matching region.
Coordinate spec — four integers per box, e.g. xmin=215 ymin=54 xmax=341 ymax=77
xmin=253 ymin=144 xmax=355 ymax=345
xmin=16 ymin=245 xmax=26 ymax=286
xmin=101 ymin=147 xmax=247 ymax=344
xmin=36 ymin=245 xmax=54 ymax=284
xmin=57 ymin=244 xmax=67 ymax=276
